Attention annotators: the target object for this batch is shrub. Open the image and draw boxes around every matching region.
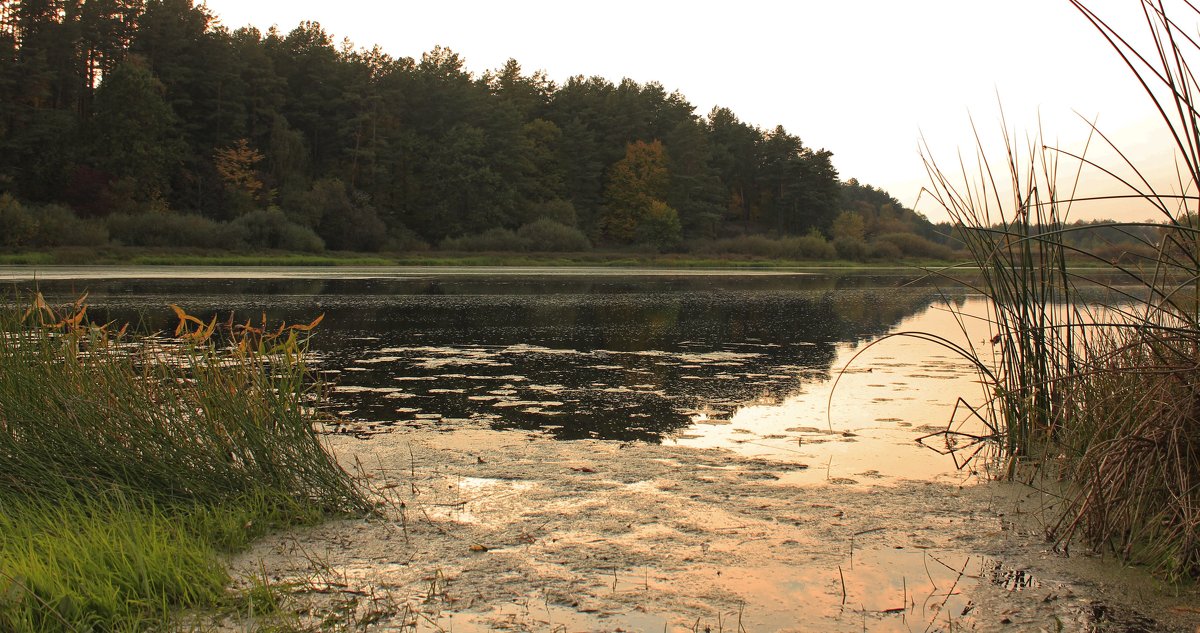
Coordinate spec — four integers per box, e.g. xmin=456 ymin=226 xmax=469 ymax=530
xmin=440 ymin=228 xmax=530 ymax=252
xmin=287 ymin=178 xmax=388 ymax=252
xmin=684 ymin=233 xmax=837 ymax=259
xmin=775 ymin=233 xmax=836 ymax=259
xmin=318 ymin=202 xmax=388 ymax=252
xmin=636 ymin=200 xmax=683 ymax=251
xmin=107 ymin=212 xmax=248 ymax=249
xmin=385 ymin=225 xmax=432 ymax=253
xmin=278 ymin=222 xmax=326 ymax=253
xmin=518 ymin=219 xmax=592 ymax=252
xmin=528 ymin=199 xmax=579 ymax=227
xmin=687 ymin=235 xmax=773 ymax=257
xmin=0 ymin=199 xmax=111 ymax=248
xmin=1091 ymin=240 xmax=1160 ymax=264
xmin=833 ymin=236 xmax=868 ymax=261
xmin=865 ymin=239 xmax=902 ymax=261
xmin=232 ymin=208 xmax=325 ymax=252
xmin=30 ymin=204 xmax=110 ymax=247
xmin=0 ymin=194 xmax=35 ymax=248
xmin=874 ymin=232 xmax=956 ymax=260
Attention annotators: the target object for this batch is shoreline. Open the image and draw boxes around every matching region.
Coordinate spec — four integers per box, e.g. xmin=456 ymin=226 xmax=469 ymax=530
xmin=0 ymin=248 xmax=959 ymax=270
xmin=222 ymin=426 xmax=1200 ymax=632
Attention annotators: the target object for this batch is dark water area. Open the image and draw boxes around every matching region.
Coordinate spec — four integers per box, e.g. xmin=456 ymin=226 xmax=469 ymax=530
xmin=6 ymin=268 xmax=965 ymax=441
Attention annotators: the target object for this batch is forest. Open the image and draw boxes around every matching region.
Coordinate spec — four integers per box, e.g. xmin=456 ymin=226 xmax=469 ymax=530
xmin=0 ymin=0 xmax=1150 ymax=261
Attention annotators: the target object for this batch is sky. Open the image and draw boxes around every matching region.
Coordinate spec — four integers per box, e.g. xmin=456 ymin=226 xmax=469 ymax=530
xmin=200 ymin=0 xmax=1186 ymax=222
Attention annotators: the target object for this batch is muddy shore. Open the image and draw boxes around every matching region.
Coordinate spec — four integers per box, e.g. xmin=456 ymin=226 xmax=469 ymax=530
xmin=226 ymin=427 xmax=1200 ymax=632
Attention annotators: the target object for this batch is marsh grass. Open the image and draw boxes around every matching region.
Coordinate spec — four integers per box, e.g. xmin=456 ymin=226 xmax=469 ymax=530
xmin=127 ymin=252 xmax=396 ymax=266
xmin=921 ymin=0 xmax=1200 ymax=581
xmin=0 ymin=294 xmax=368 ymax=631
xmin=0 ymin=494 xmax=228 ymax=632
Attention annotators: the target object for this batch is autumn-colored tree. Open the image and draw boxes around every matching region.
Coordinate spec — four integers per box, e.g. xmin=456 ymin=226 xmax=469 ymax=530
xmin=601 ymin=139 xmax=672 ymax=243
xmin=214 ymin=138 xmax=266 ymax=214
xmin=830 ymin=210 xmax=865 ymax=242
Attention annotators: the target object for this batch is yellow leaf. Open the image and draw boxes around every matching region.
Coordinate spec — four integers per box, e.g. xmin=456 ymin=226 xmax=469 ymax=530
xmin=24 ymin=292 xmax=53 ymax=323
xmin=61 ymin=306 xmax=86 ymax=330
xmin=201 ymin=315 xmax=217 ymax=341
xmin=290 ymin=313 xmax=325 ymax=332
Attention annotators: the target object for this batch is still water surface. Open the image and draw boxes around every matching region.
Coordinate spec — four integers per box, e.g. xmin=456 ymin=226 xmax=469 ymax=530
xmin=11 ymin=267 xmax=1183 ymax=632
xmin=2 ymin=266 xmax=992 ymax=483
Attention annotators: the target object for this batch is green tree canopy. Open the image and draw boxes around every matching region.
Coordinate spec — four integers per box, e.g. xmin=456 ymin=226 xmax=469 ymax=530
xmin=88 ymin=58 xmax=183 ymax=208
xmin=0 ymin=0 xmax=915 ymax=256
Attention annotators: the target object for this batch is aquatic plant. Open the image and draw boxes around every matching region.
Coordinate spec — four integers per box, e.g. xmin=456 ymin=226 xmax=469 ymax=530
xmin=0 ymin=294 xmax=368 ymax=631
xmin=921 ymin=1 xmax=1200 ymax=581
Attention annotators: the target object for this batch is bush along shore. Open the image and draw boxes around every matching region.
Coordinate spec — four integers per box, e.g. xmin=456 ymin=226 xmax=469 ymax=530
xmin=0 ymin=294 xmax=370 ymax=632
xmin=922 ymin=2 xmax=1200 ymax=583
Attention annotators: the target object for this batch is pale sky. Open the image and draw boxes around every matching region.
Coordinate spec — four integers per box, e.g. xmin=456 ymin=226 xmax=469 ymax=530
xmin=200 ymin=0 xmax=1187 ymax=223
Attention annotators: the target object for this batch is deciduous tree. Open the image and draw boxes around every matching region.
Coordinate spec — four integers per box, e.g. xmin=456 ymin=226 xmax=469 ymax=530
xmin=601 ymin=139 xmax=677 ymax=245
xmin=214 ymin=137 xmax=266 ymax=214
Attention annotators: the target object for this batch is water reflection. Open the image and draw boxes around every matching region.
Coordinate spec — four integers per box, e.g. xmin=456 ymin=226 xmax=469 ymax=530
xmin=10 ymin=269 xmax=962 ymax=443
xmin=675 ymin=299 xmax=995 ymax=482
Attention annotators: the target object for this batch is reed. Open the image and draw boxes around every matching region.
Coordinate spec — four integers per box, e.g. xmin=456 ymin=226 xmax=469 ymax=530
xmin=0 ymin=294 xmax=368 ymax=631
xmin=922 ymin=1 xmax=1200 ymax=580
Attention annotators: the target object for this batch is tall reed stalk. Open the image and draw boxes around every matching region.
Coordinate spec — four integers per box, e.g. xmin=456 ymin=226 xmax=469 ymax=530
xmin=923 ymin=0 xmax=1200 ymax=581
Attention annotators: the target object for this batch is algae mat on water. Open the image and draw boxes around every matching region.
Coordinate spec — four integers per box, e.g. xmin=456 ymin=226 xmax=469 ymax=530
xmin=224 ymin=426 xmax=1200 ymax=633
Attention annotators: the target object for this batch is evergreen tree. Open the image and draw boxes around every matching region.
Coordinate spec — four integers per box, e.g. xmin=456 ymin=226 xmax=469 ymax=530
xmin=0 ymin=1 xmax=941 ymax=256
xmin=707 ymin=106 xmax=760 ymax=227
xmin=88 ymin=58 xmax=183 ymax=210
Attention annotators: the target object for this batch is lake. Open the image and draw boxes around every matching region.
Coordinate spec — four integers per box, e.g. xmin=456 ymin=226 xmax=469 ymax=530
xmin=8 ymin=266 xmax=1193 ymax=631
xmin=0 ymin=265 xmax=993 ymax=484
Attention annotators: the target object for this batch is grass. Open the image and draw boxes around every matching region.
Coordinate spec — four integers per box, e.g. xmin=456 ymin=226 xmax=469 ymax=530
xmin=0 ymin=495 xmax=229 ymax=632
xmin=391 ymin=253 xmax=899 ymax=268
xmin=0 ymin=294 xmax=369 ymax=631
xmin=128 ymin=253 xmax=396 ymax=266
xmin=0 ymin=252 xmax=55 ymax=266
xmin=920 ymin=1 xmax=1200 ymax=581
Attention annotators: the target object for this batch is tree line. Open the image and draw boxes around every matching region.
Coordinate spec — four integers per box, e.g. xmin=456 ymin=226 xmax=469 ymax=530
xmin=1 ymin=0 xmax=955 ymax=256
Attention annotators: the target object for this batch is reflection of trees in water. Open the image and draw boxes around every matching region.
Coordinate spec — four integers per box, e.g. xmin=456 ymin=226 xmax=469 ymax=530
xmin=26 ymin=274 xmax=956 ymax=442
xmin=316 ymin=284 xmax=946 ymax=441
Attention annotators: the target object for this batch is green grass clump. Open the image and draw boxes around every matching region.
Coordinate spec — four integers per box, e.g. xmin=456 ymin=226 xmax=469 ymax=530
xmin=0 ymin=495 xmax=227 ymax=632
xmin=0 ymin=252 xmax=55 ymax=265
xmin=0 ymin=296 xmax=368 ymax=631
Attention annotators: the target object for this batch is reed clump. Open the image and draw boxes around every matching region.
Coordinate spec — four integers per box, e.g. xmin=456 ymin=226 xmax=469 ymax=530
xmin=923 ymin=1 xmax=1200 ymax=582
xmin=0 ymin=294 xmax=368 ymax=631
xmin=1055 ymin=319 xmax=1200 ymax=576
